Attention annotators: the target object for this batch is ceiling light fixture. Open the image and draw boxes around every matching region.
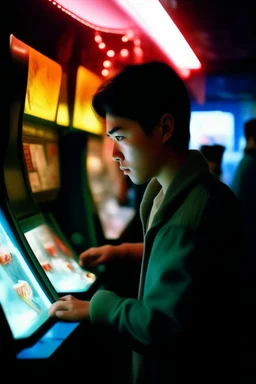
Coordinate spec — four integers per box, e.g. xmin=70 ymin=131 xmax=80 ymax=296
xmin=116 ymin=0 xmax=201 ymax=71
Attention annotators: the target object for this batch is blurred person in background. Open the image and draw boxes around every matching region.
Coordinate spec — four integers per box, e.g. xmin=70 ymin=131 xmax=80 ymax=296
xmin=200 ymin=144 xmax=226 ymax=181
xmin=231 ymin=118 xmax=256 ymax=366
xmin=231 ymin=118 xmax=256 ymax=261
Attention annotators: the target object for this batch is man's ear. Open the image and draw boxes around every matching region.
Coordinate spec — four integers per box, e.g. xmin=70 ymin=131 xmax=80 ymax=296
xmin=160 ymin=113 xmax=174 ymax=143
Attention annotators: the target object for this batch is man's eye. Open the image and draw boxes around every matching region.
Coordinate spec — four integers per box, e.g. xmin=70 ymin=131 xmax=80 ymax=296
xmin=115 ymin=136 xmax=124 ymax=142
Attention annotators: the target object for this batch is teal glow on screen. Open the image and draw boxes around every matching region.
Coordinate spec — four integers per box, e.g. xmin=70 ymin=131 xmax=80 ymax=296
xmin=0 ymin=208 xmax=52 ymax=339
xmin=24 ymin=223 xmax=96 ymax=293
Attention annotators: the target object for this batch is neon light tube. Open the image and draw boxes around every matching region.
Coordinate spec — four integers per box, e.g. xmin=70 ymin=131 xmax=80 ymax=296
xmin=116 ymin=0 xmax=201 ymax=70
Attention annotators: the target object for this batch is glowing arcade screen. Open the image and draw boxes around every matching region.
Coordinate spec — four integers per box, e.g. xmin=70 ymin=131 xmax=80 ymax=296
xmin=24 ymin=220 xmax=96 ymax=293
xmin=0 ymin=208 xmax=52 ymax=340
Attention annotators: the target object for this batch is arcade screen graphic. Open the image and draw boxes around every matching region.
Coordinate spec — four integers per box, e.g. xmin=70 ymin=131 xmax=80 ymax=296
xmin=24 ymin=223 xmax=96 ymax=293
xmin=23 ymin=141 xmax=60 ymax=193
xmin=0 ymin=208 xmax=52 ymax=340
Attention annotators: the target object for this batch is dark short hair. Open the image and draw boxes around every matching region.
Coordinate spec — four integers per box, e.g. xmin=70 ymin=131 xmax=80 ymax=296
xmin=244 ymin=118 xmax=256 ymax=141
xmin=92 ymin=60 xmax=191 ymax=151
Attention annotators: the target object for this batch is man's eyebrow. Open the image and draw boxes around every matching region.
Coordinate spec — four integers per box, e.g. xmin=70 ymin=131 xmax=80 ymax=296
xmin=107 ymin=126 xmax=121 ymax=136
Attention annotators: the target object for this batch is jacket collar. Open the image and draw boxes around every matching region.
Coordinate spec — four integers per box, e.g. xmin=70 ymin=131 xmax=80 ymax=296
xmin=140 ymin=150 xmax=210 ymax=232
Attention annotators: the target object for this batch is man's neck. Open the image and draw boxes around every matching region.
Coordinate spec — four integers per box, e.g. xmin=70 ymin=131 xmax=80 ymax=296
xmin=157 ymin=150 xmax=189 ymax=194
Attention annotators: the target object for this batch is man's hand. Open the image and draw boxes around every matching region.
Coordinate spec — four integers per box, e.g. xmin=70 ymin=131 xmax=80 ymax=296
xmin=48 ymin=295 xmax=90 ymax=322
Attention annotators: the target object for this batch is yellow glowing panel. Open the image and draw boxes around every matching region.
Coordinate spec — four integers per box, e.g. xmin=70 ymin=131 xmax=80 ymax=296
xmin=24 ymin=48 xmax=62 ymax=121
xmin=56 ymin=72 xmax=70 ymax=127
xmin=73 ymin=66 xmax=103 ymax=135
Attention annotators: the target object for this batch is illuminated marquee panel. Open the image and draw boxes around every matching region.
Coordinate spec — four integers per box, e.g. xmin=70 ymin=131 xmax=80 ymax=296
xmin=24 ymin=48 xmax=62 ymax=121
xmin=73 ymin=66 xmax=103 ymax=134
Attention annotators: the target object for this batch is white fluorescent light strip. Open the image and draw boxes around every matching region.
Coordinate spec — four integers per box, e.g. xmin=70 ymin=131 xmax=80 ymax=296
xmin=116 ymin=0 xmax=201 ymax=70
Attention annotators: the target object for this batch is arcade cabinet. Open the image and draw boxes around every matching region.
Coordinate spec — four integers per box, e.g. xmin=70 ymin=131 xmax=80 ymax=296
xmin=0 ymin=200 xmax=125 ymax=381
xmin=0 ymin=201 xmax=82 ymax=370
xmin=0 ymin=36 xmax=131 ymax=379
xmin=63 ymin=65 xmax=143 ymax=297
xmin=5 ymin=35 xmax=102 ymax=300
xmin=0 ymin=303 xmax=16 ymax=363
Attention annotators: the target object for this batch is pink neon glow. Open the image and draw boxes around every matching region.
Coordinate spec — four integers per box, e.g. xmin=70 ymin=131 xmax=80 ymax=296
xmin=180 ymin=69 xmax=191 ymax=79
xmin=102 ymin=69 xmax=109 ymax=77
xmin=116 ymin=0 xmax=201 ymax=70
xmin=51 ymin=0 xmax=138 ymax=33
xmin=122 ymin=35 xmax=129 ymax=42
xmin=134 ymin=46 xmax=143 ymax=57
xmin=103 ymin=60 xmax=111 ymax=68
xmin=134 ymin=38 xmax=141 ymax=46
xmin=107 ymin=50 xmax=115 ymax=58
xmin=47 ymin=0 xmax=200 ymax=72
xmin=120 ymin=49 xmax=129 ymax=57
xmin=94 ymin=35 xmax=102 ymax=43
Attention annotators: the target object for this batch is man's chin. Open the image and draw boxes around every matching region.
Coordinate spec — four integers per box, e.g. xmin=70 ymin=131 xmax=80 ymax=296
xmin=129 ymin=176 xmax=150 ymax=185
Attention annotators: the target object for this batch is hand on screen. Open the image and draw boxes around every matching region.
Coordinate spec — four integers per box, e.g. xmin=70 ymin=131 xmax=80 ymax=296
xmin=48 ymin=295 xmax=90 ymax=321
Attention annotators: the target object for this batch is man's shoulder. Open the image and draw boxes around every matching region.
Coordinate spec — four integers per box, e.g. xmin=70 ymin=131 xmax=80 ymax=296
xmin=171 ymin=174 xmax=239 ymax=228
xmin=190 ymin=172 xmax=235 ymax=204
xmin=199 ymin=175 xmax=239 ymax=210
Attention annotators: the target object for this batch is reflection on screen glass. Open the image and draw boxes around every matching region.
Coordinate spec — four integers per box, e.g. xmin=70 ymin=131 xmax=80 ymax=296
xmin=24 ymin=224 xmax=96 ymax=293
xmin=23 ymin=142 xmax=60 ymax=193
xmin=0 ymin=209 xmax=52 ymax=339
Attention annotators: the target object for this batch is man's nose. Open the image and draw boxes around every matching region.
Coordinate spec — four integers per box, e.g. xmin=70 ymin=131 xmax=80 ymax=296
xmin=112 ymin=141 xmax=124 ymax=162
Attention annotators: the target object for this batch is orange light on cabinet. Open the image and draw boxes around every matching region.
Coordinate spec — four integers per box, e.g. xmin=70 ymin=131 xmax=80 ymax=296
xmin=10 ymin=34 xmax=62 ymax=122
xmin=25 ymin=47 xmax=62 ymax=121
xmin=73 ymin=66 xmax=103 ymax=135
xmin=56 ymin=72 xmax=70 ymax=127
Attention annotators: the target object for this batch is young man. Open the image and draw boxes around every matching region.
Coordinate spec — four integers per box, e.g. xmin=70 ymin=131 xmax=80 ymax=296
xmin=49 ymin=61 xmax=246 ymax=384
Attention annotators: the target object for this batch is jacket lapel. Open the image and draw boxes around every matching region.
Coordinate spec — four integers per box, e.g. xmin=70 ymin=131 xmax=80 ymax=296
xmin=138 ymin=150 xmax=211 ymax=298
